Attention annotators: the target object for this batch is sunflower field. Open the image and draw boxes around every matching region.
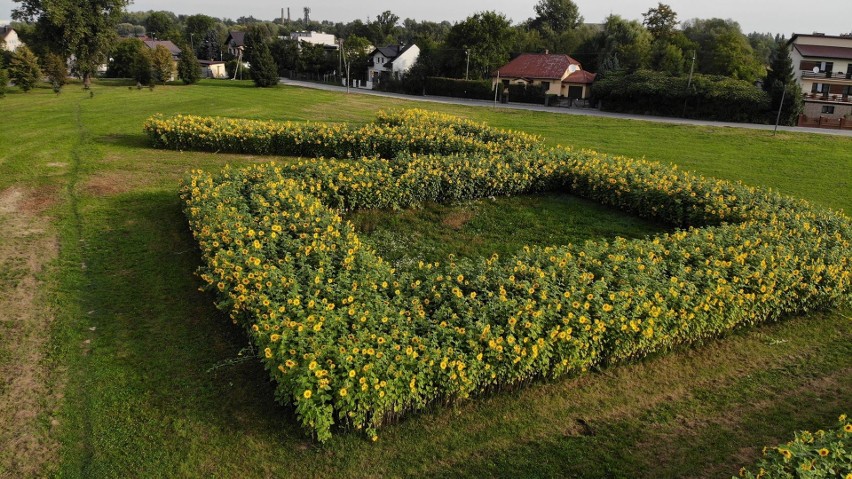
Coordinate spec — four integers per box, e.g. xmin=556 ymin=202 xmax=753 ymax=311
xmin=157 ymin=109 xmax=852 ymax=442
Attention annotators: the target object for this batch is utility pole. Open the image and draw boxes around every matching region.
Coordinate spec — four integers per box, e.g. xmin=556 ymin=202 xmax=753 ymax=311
xmin=465 ymin=50 xmax=470 ymax=80
xmin=682 ymin=50 xmax=696 ymax=117
xmin=773 ymin=82 xmax=787 ymax=136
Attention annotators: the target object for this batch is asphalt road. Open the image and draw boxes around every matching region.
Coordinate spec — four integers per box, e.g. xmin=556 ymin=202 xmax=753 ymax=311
xmin=279 ymin=78 xmax=852 ymax=137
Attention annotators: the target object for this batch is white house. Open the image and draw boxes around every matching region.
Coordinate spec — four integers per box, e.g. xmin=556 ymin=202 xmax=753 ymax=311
xmin=789 ymin=33 xmax=852 ymax=120
xmin=367 ymin=44 xmax=420 ymax=88
xmin=1 ymin=25 xmax=22 ymax=52
xmin=290 ymin=31 xmax=338 ymax=50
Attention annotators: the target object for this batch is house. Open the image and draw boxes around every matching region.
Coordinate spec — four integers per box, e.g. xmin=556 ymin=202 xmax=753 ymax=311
xmin=291 ymin=31 xmax=338 ymax=51
xmin=367 ymin=44 xmax=420 ymax=87
xmin=1 ymin=25 xmax=22 ymax=52
xmin=199 ymin=60 xmax=227 ymax=79
xmin=226 ymin=31 xmax=245 ymax=57
xmin=789 ymin=33 xmax=852 ymax=119
xmin=493 ymin=53 xmax=596 ymax=99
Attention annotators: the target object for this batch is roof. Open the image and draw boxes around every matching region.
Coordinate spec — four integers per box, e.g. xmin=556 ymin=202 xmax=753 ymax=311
xmin=789 ymin=33 xmax=852 ymax=43
xmin=563 ymin=70 xmax=597 ymax=84
xmin=143 ymin=40 xmax=181 ymax=57
xmin=370 ymin=44 xmax=409 ymax=59
xmin=385 ymin=45 xmax=417 ymax=66
xmin=494 ymin=54 xmax=581 ymax=80
xmin=0 ymin=25 xmax=14 ymax=40
xmin=199 ymin=60 xmax=225 ymax=66
xmin=227 ymin=31 xmax=246 ymax=47
xmin=792 ymin=43 xmax=852 ymax=61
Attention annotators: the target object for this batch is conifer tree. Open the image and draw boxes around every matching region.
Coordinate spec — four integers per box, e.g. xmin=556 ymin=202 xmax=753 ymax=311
xmin=250 ymin=41 xmax=279 ymax=87
xmin=178 ymin=45 xmax=202 ymax=84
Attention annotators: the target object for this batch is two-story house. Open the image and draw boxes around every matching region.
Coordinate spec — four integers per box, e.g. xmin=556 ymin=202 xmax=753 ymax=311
xmin=493 ymin=53 xmax=596 ymax=100
xmin=367 ymin=44 xmax=420 ymax=88
xmin=789 ymin=33 xmax=852 ymax=119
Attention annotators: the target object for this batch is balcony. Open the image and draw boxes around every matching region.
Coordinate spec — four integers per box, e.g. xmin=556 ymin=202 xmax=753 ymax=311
xmin=802 ymin=91 xmax=851 ymax=103
xmin=800 ymin=70 xmax=852 ymax=82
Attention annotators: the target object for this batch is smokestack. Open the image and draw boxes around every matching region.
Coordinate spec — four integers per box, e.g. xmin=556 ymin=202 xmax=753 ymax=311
xmin=287 ymin=7 xmax=291 ymax=22
xmin=281 ymin=8 xmax=284 ymax=23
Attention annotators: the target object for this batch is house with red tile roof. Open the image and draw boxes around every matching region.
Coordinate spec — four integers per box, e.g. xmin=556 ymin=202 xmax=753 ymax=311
xmin=493 ymin=53 xmax=596 ymax=99
xmin=789 ymin=33 xmax=852 ymax=120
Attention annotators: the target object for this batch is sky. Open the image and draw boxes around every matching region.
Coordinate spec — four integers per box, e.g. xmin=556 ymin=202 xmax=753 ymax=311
xmin=1 ymin=0 xmax=850 ymax=37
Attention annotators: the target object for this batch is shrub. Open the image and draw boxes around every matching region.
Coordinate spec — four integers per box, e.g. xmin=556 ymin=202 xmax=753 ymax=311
xmin=736 ymin=414 xmax=851 ymax=478
xmin=592 ymin=70 xmax=771 ymax=123
xmin=0 ymin=69 xmax=8 ymax=97
xmin=177 ymin=47 xmax=202 ymax=85
xmin=424 ymin=77 xmax=495 ymax=100
xmin=164 ymin=110 xmax=852 ymax=442
xmin=8 ymin=45 xmax=41 ymax=92
xmin=42 ymin=53 xmax=68 ymax=91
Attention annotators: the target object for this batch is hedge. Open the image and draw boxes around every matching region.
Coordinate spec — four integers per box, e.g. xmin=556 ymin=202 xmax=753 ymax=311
xmin=424 ymin=77 xmax=495 ymax=101
xmin=592 ymin=70 xmax=772 ymax=123
xmin=168 ymin=110 xmax=852 ymax=442
xmin=144 ymin=109 xmax=540 ymax=159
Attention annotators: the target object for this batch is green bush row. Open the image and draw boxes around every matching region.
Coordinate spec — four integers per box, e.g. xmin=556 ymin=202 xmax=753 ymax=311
xmin=144 ymin=109 xmax=539 ymax=159
xmin=173 ymin=111 xmax=852 ymax=442
xmin=592 ymin=70 xmax=772 ymax=123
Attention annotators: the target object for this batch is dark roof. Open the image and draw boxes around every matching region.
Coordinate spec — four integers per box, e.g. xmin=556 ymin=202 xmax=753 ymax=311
xmin=385 ymin=45 xmax=417 ymax=66
xmin=494 ymin=54 xmax=581 ymax=80
xmin=143 ymin=40 xmax=182 ymax=57
xmin=227 ymin=31 xmax=246 ymax=47
xmin=370 ymin=44 xmax=407 ymax=59
xmin=793 ymin=43 xmax=852 ymax=61
xmin=563 ymin=70 xmax=597 ymax=84
xmin=199 ymin=60 xmax=225 ymax=66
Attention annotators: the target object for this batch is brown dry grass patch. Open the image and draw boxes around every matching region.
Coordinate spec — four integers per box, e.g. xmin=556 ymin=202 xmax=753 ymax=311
xmin=442 ymin=210 xmax=475 ymax=230
xmin=0 ymin=186 xmax=61 ymax=478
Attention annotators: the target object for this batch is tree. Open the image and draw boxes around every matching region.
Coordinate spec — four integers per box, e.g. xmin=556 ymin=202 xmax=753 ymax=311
xmin=372 ymin=10 xmax=400 ymax=45
xmin=597 ymin=15 xmax=651 ymax=73
xmin=131 ymin=43 xmax=153 ymax=85
xmin=532 ymin=0 xmax=583 ymax=32
xmin=150 ymin=44 xmax=174 ymax=84
xmin=764 ymin=40 xmax=801 ymax=125
xmin=145 ymin=11 xmax=178 ymax=40
xmin=8 ymin=45 xmax=41 ymax=92
xmin=13 ymin=0 xmax=129 ymax=87
xmin=642 ymin=3 xmax=678 ymax=40
xmin=42 ymin=52 xmax=67 ymax=90
xmin=445 ymin=11 xmax=515 ymax=79
xmin=250 ymin=40 xmax=278 ymax=87
xmin=0 ymin=69 xmax=9 ymax=97
xmin=185 ymin=14 xmax=216 ymax=49
xmin=683 ymin=18 xmax=765 ymax=82
xmin=341 ymin=35 xmax=371 ymax=84
xmin=177 ymin=45 xmax=201 ymax=84
xmin=106 ymin=38 xmax=144 ymax=78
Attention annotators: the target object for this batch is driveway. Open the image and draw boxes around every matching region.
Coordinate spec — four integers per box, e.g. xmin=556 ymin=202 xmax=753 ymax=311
xmin=279 ymin=78 xmax=852 ymax=137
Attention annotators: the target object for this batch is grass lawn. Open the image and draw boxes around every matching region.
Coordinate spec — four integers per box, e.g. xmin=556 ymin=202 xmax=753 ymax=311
xmin=0 ymin=80 xmax=849 ymax=478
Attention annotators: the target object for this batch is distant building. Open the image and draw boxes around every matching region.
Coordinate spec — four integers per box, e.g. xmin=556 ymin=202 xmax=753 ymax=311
xmin=199 ymin=60 xmax=227 ymax=79
xmin=367 ymin=44 xmax=420 ymax=87
xmin=789 ymin=33 xmax=852 ymax=120
xmin=1 ymin=25 xmax=22 ymax=52
xmin=493 ymin=53 xmax=596 ymax=99
xmin=226 ymin=31 xmax=246 ymax=57
xmin=290 ymin=31 xmax=338 ymax=50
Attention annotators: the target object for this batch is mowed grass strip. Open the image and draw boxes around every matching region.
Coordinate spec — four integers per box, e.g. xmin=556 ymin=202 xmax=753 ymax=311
xmin=0 ymin=81 xmax=848 ymax=478
xmin=348 ymin=193 xmax=669 ymax=265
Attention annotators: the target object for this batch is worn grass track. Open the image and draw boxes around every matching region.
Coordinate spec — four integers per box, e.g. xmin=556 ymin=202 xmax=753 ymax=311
xmin=0 ymin=80 xmax=849 ymax=478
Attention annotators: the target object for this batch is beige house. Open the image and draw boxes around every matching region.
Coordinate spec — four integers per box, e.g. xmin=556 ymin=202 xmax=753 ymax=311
xmin=789 ymin=33 xmax=852 ymax=119
xmin=199 ymin=60 xmax=227 ymax=79
xmin=1 ymin=25 xmax=22 ymax=52
xmin=493 ymin=53 xmax=596 ymax=99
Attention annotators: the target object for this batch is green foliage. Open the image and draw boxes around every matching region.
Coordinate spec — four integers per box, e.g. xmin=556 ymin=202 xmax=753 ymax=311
xmin=445 ymin=11 xmax=515 ymax=79
xmin=598 ymin=15 xmax=652 ymax=73
xmin=42 ymin=52 xmax=67 ymax=90
xmin=161 ymin=109 xmax=852 ymax=443
xmin=764 ymin=41 xmax=802 ymax=126
xmin=736 ymin=414 xmax=851 ymax=478
xmin=650 ymin=41 xmax=685 ymax=75
xmin=132 ymin=46 xmax=154 ymax=85
xmin=532 ymin=0 xmax=583 ymax=32
xmin=177 ymin=47 xmax=201 ymax=85
xmin=150 ymin=45 xmax=174 ymax=84
xmin=593 ymin=70 xmax=771 ymax=123
xmin=424 ymin=77 xmax=495 ymax=100
xmin=0 ymin=69 xmax=8 ymax=97
xmin=8 ymin=45 xmax=41 ymax=92
xmin=106 ymin=38 xmax=144 ymax=78
xmin=642 ymin=3 xmax=678 ymax=40
xmin=249 ymin=41 xmax=279 ymax=87
xmin=144 ymin=11 xmax=179 ymax=41
xmin=683 ymin=18 xmax=765 ymax=83
xmin=13 ymin=0 xmax=128 ymax=86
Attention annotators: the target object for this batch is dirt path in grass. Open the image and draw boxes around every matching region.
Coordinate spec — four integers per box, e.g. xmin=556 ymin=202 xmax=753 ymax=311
xmin=0 ymin=186 xmax=61 ymax=478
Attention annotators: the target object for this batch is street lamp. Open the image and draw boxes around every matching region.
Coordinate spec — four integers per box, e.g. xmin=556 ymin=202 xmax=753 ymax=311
xmin=465 ymin=49 xmax=470 ymax=80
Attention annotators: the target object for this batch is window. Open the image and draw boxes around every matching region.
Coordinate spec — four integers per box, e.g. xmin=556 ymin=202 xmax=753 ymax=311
xmin=812 ymin=83 xmax=828 ymax=93
xmin=820 ymin=61 xmax=834 ymax=73
xmin=821 ymin=105 xmax=835 ymax=114
xmin=541 ymin=81 xmax=550 ymax=91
